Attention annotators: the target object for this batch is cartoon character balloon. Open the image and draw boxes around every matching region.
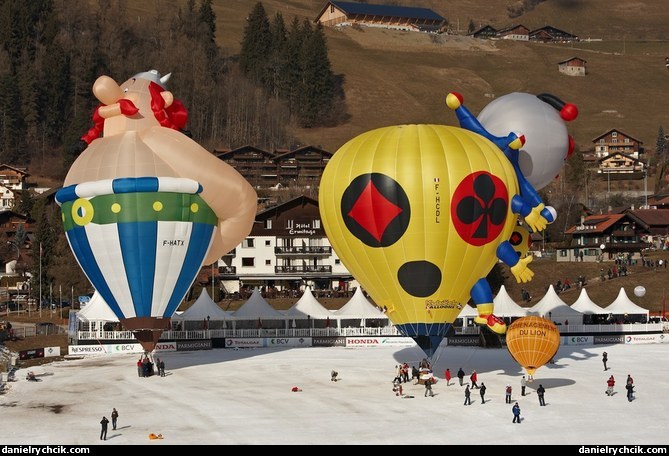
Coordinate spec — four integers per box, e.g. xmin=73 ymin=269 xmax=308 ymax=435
xmin=56 ymin=70 xmax=257 ymax=351
xmin=505 ymin=316 xmax=560 ymax=376
xmin=477 ymin=92 xmax=578 ymax=191
xmin=319 ymin=92 xmax=558 ymax=357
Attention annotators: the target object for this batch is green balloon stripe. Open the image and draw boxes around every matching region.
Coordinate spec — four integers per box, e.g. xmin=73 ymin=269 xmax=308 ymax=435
xmin=61 ymin=192 xmax=217 ymax=230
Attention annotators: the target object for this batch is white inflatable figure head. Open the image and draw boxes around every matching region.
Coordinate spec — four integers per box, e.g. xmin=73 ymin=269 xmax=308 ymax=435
xmin=477 ymin=92 xmax=578 ymax=190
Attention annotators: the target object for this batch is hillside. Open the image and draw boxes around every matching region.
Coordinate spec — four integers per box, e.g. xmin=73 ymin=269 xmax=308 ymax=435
xmin=193 ymin=0 xmax=669 ymax=154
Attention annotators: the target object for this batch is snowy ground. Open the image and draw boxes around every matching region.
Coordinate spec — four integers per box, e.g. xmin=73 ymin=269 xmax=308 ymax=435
xmin=1 ymin=342 xmax=668 ymax=445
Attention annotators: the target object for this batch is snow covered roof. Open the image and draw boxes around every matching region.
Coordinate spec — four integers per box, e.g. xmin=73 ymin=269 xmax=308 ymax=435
xmin=284 ymin=286 xmax=333 ymax=319
xmin=76 ymin=291 xmax=119 ymax=322
xmin=493 ymin=285 xmax=529 ymax=317
xmin=172 ymin=289 xmax=231 ymax=321
xmin=233 ymin=288 xmax=285 ymax=319
xmin=528 ymin=285 xmax=583 ymax=322
xmin=334 ymin=287 xmax=387 ymax=319
xmin=604 ymin=288 xmax=649 ymax=316
xmin=570 ymin=288 xmax=608 ymax=315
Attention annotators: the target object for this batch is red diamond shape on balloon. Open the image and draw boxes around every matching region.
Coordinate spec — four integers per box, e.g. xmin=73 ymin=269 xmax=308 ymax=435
xmin=347 ymin=181 xmax=403 ymax=242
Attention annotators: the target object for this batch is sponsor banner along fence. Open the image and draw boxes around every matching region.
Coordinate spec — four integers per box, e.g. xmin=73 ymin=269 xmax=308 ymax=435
xmin=446 ymin=336 xmax=480 ymax=346
xmin=225 ymin=338 xmax=263 ymax=348
xmin=312 ymin=337 xmax=346 ymax=347
xmin=154 ymin=342 xmax=177 ymax=352
xmin=265 ymin=337 xmax=312 ymax=347
xmin=44 ymin=346 xmax=61 ymax=357
xmin=624 ymin=334 xmax=663 ymax=345
xmin=19 ymin=348 xmax=44 ymax=360
xmin=344 ymin=337 xmax=415 ymax=347
xmin=561 ymin=336 xmax=593 ymax=346
xmin=176 ymin=340 xmax=212 ymax=351
xmin=593 ymin=335 xmax=625 ymax=345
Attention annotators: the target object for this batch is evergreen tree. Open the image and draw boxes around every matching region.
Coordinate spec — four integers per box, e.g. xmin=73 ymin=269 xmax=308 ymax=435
xmin=656 ymin=126 xmax=667 ymax=157
xmin=29 ymin=198 xmax=58 ymax=304
xmin=239 ymin=2 xmax=272 ymax=86
xmin=297 ymin=21 xmax=335 ymax=128
xmin=267 ymin=12 xmax=288 ymax=98
xmin=284 ymin=16 xmax=306 ymax=114
xmin=198 ymin=0 xmax=218 ymax=67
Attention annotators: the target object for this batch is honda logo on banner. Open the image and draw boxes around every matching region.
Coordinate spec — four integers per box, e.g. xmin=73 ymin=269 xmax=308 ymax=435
xmin=155 ymin=342 xmax=177 ymax=352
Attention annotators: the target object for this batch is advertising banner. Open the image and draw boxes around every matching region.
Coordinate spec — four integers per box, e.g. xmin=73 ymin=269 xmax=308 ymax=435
xmin=562 ymin=335 xmax=593 ymax=346
xmin=225 ymin=338 xmax=263 ymax=348
xmin=447 ymin=336 xmax=480 ymax=346
xmin=376 ymin=337 xmax=416 ymax=347
xmin=109 ymin=343 xmax=144 ymax=354
xmin=19 ymin=348 xmax=44 ymax=360
xmin=624 ymin=334 xmax=659 ymax=345
xmin=312 ymin=337 xmax=346 ymax=347
xmin=177 ymin=340 xmax=212 ymax=351
xmin=154 ymin=342 xmax=178 ymax=352
xmin=593 ymin=335 xmax=625 ymax=345
xmin=265 ymin=337 xmax=312 ymax=347
xmin=44 ymin=346 xmax=61 ymax=358
xmin=345 ymin=337 xmax=382 ymax=347
xmin=68 ymin=345 xmax=107 ymax=355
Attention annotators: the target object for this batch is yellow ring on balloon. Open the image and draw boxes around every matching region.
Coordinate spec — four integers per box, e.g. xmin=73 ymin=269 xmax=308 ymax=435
xmin=71 ymin=198 xmax=94 ymax=226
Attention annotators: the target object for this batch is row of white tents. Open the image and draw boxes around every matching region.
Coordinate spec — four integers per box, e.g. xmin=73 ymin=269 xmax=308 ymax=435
xmin=77 ymin=284 xmax=649 ymax=328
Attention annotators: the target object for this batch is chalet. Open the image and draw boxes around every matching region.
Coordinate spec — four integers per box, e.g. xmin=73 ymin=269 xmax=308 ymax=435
xmin=560 ymin=213 xmax=649 ymax=262
xmin=597 ymin=152 xmax=645 ymax=180
xmin=529 ymin=26 xmax=578 ymax=42
xmin=214 ymin=145 xmax=333 ymax=189
xmin=0 ymin=164 xmax=29 ymax=190
xmin=469 ymin=25 xmax=497 ymax=39
xmin=626 ymin=208 xmax=669 ymax=249
xmin=593 ymin=129 xmax=644 ymax=159
xmin=316 ymin=1 xmax=446 ymax=33
xmin=558 ymin=57 xmax=587 ymax=77
xmin=496 ymin=24 xmax=529 ymax=41
xmin=217 ymin=195 xmax=353 ymax=294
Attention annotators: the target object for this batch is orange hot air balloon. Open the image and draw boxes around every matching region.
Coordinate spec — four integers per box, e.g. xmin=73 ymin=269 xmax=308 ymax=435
xmin=505 ymin=316 xmax=560 ymax=376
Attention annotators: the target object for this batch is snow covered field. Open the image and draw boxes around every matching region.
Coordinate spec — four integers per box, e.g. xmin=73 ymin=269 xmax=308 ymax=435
xmin=1 ymin=342 xmax=668 ymax=445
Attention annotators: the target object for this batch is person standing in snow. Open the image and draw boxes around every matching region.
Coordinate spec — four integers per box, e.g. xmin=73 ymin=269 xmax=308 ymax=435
xmin=505 ymin=385 xmax=512 ymax=403
xmin=606 ymin=375 xmax=615 ymax=396
xmin=100 ymin=416 xmax=109 ymax=440
xmin=470 ymin=370 xmax=479 ymax=389
xmin=512 ymin=402 xmax=521 ymax=423
xmin=537 ymin=384 xmax=546 ymax=406
xmin=479 ymin=382 xmax=487 ymax=404
xmin=457 ymin=367 xmax=465 ymax=386
xmin=626 ymin=382 xmax=635 ymax=402
xmin=111 ymin=408 xmax=119 ymax=430
xmin=521 ymin=375 xmax=527 ymax=396
xmin=602 ymin=352 xmax=608 ymax=371
xmin=444 ymin=368 xmax=452 ymax=386
xmin=424 ymin=378 xmax=434 ymax=397
xmin=464 ymin=385 xmax=471 ymax=405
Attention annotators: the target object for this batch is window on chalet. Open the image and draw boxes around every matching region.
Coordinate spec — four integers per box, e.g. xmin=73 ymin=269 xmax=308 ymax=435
xmin=242 ymin=238 xmax=254 ymax=248
xmin=265 ymin=259 xmax=271 ymax=265
xmin=286 ymin=220 xmax=293 ymax=229
xmin=242 ymin=257 xmax=255 ymax=267
xmin=313 ymin=220 xmax=321 ymax=229
xmin=599 ymin=139 xmax=605 ymax=144
xmin=335 ymin=259 xmax=341 ymax=264
xmin=612 ymin=131 xmax=617 ymax=138
xmin=265 ymin=240 xmax=271 ymax=246
xmin=559 ymin=250 xmax=567 ymax=257
xmin=612 ymin=139 xmax=618 ymax=144
xmin=624 ymin=138 xmax=630 ymax=143
xmin=330 ymin=5 xmax=334 ymax=13
xmin=265 ymin=219 xmax=272 ymax=229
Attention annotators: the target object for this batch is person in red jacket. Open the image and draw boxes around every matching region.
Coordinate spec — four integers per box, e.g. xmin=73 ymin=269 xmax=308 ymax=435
xmin=606 ymin=375 xmax=615 ymax=396
xmin=470 ymin=370 xmax=479 ymax=389
xmin=444 ymin=368 xmax=452 ymax=386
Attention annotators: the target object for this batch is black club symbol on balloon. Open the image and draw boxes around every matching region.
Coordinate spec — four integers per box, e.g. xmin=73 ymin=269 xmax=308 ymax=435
xmin=456 ymin=173 xmax=507 ymax=240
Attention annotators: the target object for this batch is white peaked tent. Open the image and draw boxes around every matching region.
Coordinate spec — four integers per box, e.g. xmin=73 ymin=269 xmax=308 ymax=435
xmin=284 ymin=286 xmax=332 ymax=319
xmin=233 ymin=288 xmax=285 ymax=318
xmin=457 ymin=304 xmax=479 ymax=318
xmin=334 ymin=287 xmax=386 ymax=319
xmin=571 ymin=288 xmax=607 ymax=315
xmin=77 ymin=291 xmax=119 ymax=322
xmin=528 ymin=285 xmax=583 ymax=324
xmin=605 ymin=288 xmax=650 ymax=318
xmin=493 ymin=285 xmax=529 ymax=317
xmin=173 ymin=289 xmax=231 ymax=321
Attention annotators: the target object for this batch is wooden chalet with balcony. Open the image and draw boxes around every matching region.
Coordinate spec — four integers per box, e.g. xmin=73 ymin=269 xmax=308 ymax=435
xmin=560 ymin=213 xmax=650 ymax=262
xmin=469 ymin=25 xmax=497 ymax=39
xmin=593 ymin=129 xmax=644 ymax=159
xmin=496 ymin=24 xmax=529 ymax=41
xmin=316 ymin=1 xmax=446 ymax=32
xmin=598 ymin=152 xmax=645 ymax=181
xmin=530 ymin=26 xmax=578 ymax=42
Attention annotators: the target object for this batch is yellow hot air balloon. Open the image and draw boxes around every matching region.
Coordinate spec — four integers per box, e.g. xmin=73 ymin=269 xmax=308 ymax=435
xmin=505 ymin=316 xmax=560 ymax=376
xmin=319 ymin=124 xmax=520 ymax=356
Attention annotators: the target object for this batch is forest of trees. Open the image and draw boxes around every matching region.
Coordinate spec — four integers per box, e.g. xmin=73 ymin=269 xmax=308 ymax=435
xmin=0 ymin=0 xmax=345 ymax=299
xmin=0 ymin=0 xmax=344 ymax=179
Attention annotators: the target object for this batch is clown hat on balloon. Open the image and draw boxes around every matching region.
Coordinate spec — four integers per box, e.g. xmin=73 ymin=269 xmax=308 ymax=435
xmin=56 ymin=70 xmax=257 ymax=351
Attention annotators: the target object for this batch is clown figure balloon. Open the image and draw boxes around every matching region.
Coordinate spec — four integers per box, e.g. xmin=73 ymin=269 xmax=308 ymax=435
xmin=56 ymin=71 xmax=257 ymax=351
xmin=319 ymin=93 xmax=561 ymax=357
